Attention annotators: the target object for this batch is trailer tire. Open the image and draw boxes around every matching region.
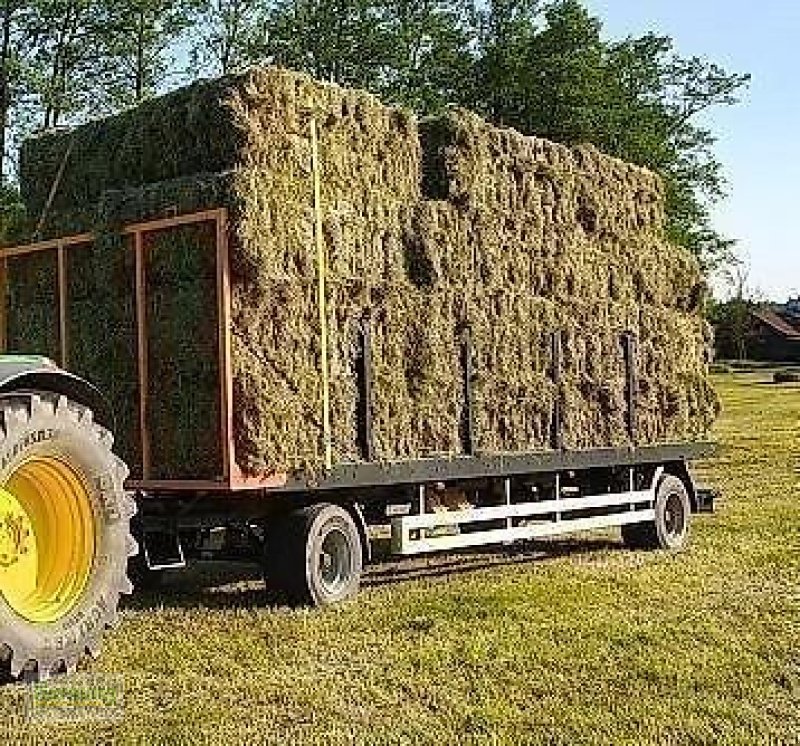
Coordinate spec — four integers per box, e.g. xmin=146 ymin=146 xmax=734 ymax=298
xmin=266 ymin=504 xmax=363 ymax=607
xmin=622 ymin=474 xmax=691 ymax=551
xmin=0 ymin=393 xmax=136 ymax=681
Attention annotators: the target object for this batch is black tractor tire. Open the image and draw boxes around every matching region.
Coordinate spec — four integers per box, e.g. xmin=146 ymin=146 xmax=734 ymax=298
xmin=622 ymin=474 xmax=691 ymax=551
xmin=265 ymin=504 xmax=363 ymax=607
xmin=0 ymin=393 xmax=136 ymax=681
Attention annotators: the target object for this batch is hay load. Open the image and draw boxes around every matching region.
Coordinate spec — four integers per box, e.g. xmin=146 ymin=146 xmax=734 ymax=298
xmin=14 ymin=66 xmax=717 ymax=479
xmin=411 ymin=109 xmax=716 ymax=451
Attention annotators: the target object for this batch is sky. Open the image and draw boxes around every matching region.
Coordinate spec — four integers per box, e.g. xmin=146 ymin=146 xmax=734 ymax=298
xmin=584 ymin=0 xmax=799 ymax=300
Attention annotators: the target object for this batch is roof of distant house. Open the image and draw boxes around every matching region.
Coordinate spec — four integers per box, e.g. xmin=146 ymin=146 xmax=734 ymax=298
xmin=752 ymin=307 xmax=800 ymax=340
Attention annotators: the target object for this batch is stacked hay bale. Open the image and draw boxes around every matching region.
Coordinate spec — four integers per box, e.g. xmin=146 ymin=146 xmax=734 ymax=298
xmin=145 ymin=222 xmax=223 ymax=479
xmin=413 ymin=109 xmax=717 ymax=451
xmin=224 ymin=68 xmax=464 ymax=471
xmin=4 ymin=249 xmax=60 ymax=362
xmin=14 ymin=67 xmax=717 ymax=479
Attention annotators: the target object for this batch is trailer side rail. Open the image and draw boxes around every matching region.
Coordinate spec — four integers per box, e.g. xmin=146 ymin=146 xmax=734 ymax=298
xmin=392 ymin=468 xmax=663 ymax=556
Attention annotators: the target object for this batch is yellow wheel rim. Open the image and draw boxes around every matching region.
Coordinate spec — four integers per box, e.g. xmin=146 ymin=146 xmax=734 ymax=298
xmin=0 ymin=457 xmax=96 ymax=624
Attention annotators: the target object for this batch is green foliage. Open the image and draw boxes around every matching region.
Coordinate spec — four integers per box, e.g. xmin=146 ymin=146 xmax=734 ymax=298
xmin=377 ymin=0 xmax=476 ymax=113
xmin=6 ymin=0 xmax=748 ymax=272
xmin=244 ymin=1 xmax=474 ymax=114
xmin=0 ymin=0 xmax=43 ymax=182
xmin=95 ymin=0 xmax=201 ymax=106
xmin=708 ymin=297 xmax=756 ymax=361
xmin=471 ymin=0 xmax=749 ymax=270
xmin=189 ymin=0 xmax=262 ymax=75
xmin=26 ymin=0 xmax=109 ymax=127
xmin=255 ymin=0 xmax=392 ymax=90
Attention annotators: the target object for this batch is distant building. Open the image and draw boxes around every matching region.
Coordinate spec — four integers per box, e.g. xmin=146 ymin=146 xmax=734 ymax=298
xmin=783 ymin=297 xmax=800 ymax=321
xmin=749 ymin=299 xmax=800 ymax=362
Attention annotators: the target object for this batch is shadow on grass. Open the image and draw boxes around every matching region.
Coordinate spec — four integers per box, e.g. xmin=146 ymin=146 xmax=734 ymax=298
xmin=123 ymin=535 xmax=623 ymax=612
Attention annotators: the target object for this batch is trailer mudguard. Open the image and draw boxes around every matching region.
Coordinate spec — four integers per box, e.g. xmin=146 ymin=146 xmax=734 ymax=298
xmin=0 ymin=356 xmax=113 ymax=430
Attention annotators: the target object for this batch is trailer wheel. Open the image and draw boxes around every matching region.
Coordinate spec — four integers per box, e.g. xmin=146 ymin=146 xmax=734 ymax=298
xmin=622 ymin=474 xmax=691 ymax=551
xmin=0 ymin=393 xmax=136 ymax=680
xmin=266 ymin=504 xmax=363 ymax=607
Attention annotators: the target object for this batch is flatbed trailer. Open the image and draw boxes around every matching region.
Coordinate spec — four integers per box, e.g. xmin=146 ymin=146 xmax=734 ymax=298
xmin=132 ymin=438 xmax=714 ymax=587
xmin=0 ymin=207 xmax=716 ymax=680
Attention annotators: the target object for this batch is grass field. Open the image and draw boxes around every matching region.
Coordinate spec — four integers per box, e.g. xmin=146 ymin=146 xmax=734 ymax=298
xmin=2 ymin=372 xmax=799 ymax=745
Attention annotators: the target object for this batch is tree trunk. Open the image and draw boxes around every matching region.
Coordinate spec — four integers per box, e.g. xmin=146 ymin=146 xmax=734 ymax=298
xmin=220 ymin=1 xmax=235 ymax=74
xmin=0 ymin=1 xmax=13 ymax=185
xmin=45 ymin=6 xmax=75 ymax=129
xmin=135 ymin=10 xmax=145 ymax=102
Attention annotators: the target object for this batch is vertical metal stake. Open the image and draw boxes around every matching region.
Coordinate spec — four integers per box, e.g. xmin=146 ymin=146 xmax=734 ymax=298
xmin=555 ymin=472 xmax=562 ymax=523
xmin=551 ymin=330 xmax=564 ymax=451
xmin=460 ymin=326 xmax=476 ymax=456
xmin=357 ymin=317 xmax=375 ymax=462
xmin=629 ymin=466 xmax=636 ymax=512
xmin=505 ymin=478 xmax=513 ymax=530
xmin=622 ymin=332 xmax=638 ymax=445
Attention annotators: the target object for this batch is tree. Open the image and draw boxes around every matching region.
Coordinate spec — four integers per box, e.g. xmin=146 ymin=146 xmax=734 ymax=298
xmin=99 ymin=0 xmax=199 ymax=106
xmin=190 ymin=0 xmax=262 ymax=77
xmin=0 ymin=0 xmax=38 ymax=184
xmin=27 ymin=0 xmax=111 ymax=128
xmin=470 ymin=0 xmax=749 ymax=270
xmin=473 ymin=0 xmax=540 ymax=123
xmin=378 ymin=0 xmax=475 ymax=114
xmin=257 ymin=0 xmax=392 ymax=89
xmin=476 ymin=0 xmax=606 ymax=136
xmin=246 ymin=0 xmax=475 ymax=114
xmin=709 ymin=263 xmax=756 ymax=360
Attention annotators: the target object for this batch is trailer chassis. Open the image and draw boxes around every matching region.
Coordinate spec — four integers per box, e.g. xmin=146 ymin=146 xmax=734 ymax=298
xmin=132 ymin=442 xmax=715 ymax=603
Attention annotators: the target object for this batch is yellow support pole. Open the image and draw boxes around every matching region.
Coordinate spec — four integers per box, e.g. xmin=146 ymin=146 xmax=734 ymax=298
xmin=311 ymin=118 xmax=333 ymax=470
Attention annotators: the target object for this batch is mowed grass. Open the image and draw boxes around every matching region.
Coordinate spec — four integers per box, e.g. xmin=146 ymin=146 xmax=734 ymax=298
xmin=2 ymin=372 xmax=799 ymax=745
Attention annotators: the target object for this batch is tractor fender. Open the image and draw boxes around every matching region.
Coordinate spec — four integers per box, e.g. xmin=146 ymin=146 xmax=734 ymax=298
xmin=0 ymin=357 xmax=113 ymax=430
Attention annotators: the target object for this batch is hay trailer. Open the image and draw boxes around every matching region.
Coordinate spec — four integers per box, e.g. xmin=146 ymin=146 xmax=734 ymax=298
xmin=0 ymin=207 xmax=714 ymax=681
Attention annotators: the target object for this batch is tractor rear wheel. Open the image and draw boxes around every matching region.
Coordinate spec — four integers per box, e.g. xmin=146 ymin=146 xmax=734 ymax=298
xmin=0 ymin=393 xmax=136 ymax=681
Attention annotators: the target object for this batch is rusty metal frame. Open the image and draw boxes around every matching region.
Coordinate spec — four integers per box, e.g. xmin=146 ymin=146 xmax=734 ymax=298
xmin=0 ymin=234 xmax=93 ymax=367
xmin=0 ymin=208 xmax=283 ymax=494
xmin=134 ymin=229 xmax=150 ymax=479
xmin=0 ymin=233 xmax=94 ymax=259
xmin=0 ymin=257 xmax=6 ymax=353
xmin=57 ymin=244 xmax=68 ymax=368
